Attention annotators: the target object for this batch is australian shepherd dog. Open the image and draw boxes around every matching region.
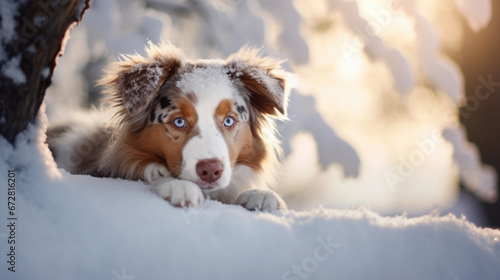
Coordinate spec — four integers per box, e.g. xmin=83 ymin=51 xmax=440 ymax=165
xmin=48 ymin=42 xmax=293 ymax=211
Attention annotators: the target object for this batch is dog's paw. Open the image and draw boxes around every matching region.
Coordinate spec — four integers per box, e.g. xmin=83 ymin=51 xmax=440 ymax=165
xmin=144 ymin=163 xmax=170 ymax=183
xmin=235 ymin=189 xmax=287 ymax=211
xmin=157 ymin=180 xmax=204 ymax=207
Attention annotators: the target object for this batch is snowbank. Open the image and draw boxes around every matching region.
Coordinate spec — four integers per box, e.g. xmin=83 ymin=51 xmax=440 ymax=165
xmin=1 ymin=108 xmax=499 ymax=280
xmin=1 ymin=172 xmax=499 ymax=280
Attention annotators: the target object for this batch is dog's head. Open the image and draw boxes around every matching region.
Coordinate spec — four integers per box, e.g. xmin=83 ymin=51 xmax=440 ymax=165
xmin=101 ymin=42 xmax=293 ymax=190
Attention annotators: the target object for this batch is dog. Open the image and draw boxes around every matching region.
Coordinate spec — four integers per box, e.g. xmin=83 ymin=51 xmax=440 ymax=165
xmin=47 ymin=42 xmax=293 ymax=211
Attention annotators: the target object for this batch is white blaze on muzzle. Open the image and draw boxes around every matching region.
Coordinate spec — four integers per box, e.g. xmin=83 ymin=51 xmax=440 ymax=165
xmin=180 ymin=125 xmax=231 ymax=189
xmin=176 ymin=64 xmax=238 ymax=190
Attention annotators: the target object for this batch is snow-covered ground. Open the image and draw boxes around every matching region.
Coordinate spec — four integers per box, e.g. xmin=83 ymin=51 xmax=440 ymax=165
xmin=1 ymin=105 xmax=499 ymax=280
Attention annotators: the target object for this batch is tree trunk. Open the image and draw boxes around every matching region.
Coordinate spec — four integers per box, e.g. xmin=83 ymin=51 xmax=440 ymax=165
xmin=0 ymin=0 xmax=90 ymax=145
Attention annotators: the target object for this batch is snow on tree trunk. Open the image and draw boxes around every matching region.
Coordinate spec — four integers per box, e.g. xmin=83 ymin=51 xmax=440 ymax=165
xmin=0 ymin=0 xmax=90 ymax=144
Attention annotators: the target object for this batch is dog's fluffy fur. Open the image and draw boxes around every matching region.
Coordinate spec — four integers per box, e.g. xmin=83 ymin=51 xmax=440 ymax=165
xmin=48 ymin=42 xmax=293 ymax=211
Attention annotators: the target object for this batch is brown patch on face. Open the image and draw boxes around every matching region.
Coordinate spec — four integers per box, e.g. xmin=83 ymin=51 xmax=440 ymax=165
xmin=215 ymin=99 xmax=233 ymax=118
xmin=122 ymin=96 xmax=199 ymax=178
xmin=215 ymin=99 xmax=267 ymax=172
xmin=234 ymin=124 xmax=266 ymax=172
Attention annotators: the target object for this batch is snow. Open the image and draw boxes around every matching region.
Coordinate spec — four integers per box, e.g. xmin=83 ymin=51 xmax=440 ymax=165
xmin=328 ymin=0 xmax=415 ymax=94
xmin=454 ymin=0 xmax=492 ymax=32
xmin=443 ymin=126 xmax=498 ymax=202
xmin=404 ymin=4 xmax=465 ymax=105
xmin=1 ymin=55 xmax=26 ymax=85
xmin=249 ymin=68 xmax=285 ymax=99
xmin=123 ymin=62 xmax=164 ymax=111
xmin=33 ymin=14 xmax=47 ymax=27
xmin=0 ymin=0 xmax=22 ymax=42
xmin=25 ymin=44 xmax=36 ymax=54
xmin=1 ymin=109 xmax=500 ymax=279
xmin=82 ymin=0 xmax=169 ymax=57
xmin=256 ymin=0 xmax=310 ymax=65
xmin=41 ymin=67 xmax=50 ymax=79
xmin=177 ymin=62 xmax=232 ymax=94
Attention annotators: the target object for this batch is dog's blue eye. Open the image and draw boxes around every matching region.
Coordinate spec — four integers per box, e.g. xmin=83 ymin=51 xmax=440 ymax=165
xmin=224 ymin=117 xmax=235 ymax=127
xmin=174 ymin=118 xmax=186 ymax=128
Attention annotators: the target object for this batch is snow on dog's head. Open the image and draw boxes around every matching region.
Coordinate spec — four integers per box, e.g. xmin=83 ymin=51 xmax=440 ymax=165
xmin=101 ymin=42 xmax=293 ymax=190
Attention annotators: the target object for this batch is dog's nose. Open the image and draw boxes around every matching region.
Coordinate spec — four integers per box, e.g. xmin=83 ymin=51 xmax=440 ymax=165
xmin=196 ymin=159 xmax=223 ymax=183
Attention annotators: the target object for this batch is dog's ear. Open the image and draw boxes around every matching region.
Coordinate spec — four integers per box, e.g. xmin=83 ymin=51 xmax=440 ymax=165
xmin=100 ymin=42 xmax=184 ymax=117
xmin=226 ymin=48 xmax=294 ymax=118
xmin=116 ymin=62 xmax=169 ymax=115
